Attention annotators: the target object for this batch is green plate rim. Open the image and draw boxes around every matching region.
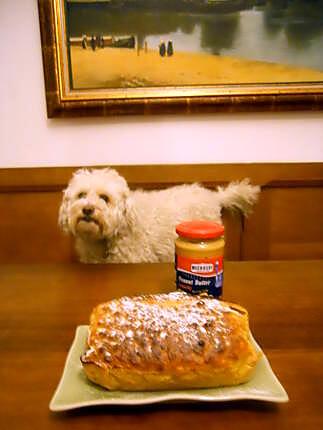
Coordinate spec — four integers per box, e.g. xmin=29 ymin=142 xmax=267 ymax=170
xmin=50 ymin=325 xmax=289 ymax=411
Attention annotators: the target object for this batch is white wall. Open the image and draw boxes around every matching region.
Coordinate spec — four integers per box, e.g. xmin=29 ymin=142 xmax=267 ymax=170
xmin=1 ymin=0 xmax=322 ymax=168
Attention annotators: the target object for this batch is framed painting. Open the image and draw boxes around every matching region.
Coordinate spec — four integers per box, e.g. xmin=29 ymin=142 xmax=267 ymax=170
xmin=38 ymin=0 xmax=323 ymax=117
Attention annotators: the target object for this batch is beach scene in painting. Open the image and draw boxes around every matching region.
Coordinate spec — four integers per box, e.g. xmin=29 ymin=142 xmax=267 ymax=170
xmin=65 ymin=0 xmax=323 ymax=89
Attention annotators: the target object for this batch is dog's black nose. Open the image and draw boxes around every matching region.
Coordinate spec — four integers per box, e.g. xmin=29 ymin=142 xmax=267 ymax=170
xmin=83 ymin=206 xmax=94 ymax=216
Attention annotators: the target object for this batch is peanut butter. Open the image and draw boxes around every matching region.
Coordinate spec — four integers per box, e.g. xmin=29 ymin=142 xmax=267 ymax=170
xmin=175 ymin=220 xmax=225 ymax=297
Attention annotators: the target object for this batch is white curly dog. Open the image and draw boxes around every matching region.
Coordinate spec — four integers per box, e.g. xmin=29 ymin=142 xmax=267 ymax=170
xmin=59 ymin=168 xmax=259 ymax=263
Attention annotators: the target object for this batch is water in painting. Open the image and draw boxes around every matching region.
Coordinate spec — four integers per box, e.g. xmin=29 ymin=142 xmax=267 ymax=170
xmin=64 ymin=0 xmax=323 ymax=89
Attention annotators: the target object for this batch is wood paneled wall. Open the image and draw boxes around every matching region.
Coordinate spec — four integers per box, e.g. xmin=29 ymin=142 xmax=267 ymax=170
xmin=0 ymin=163 xmax=322 ymax=263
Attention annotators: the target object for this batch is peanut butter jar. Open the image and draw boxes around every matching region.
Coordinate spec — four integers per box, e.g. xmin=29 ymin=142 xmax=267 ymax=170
xmin=175 ymin=220 xmax=225 ymax=297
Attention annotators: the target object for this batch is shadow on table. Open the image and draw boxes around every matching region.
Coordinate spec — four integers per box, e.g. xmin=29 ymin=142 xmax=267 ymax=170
xmin=50 ymin=399 xmax=278 ymax=418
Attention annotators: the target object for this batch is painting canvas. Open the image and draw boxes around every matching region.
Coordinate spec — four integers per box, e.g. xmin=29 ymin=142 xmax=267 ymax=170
xmin=39 ymin=0 xmax=323 ymax=116
xmin=66 ymin=0 xmax=323 ymax=88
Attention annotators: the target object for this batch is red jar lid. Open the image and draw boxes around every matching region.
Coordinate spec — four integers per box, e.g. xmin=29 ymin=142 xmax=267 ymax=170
xmin=176 ymin=220 xmax=224 ymax=240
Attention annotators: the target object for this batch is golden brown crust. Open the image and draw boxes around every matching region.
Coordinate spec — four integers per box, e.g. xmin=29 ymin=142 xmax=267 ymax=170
xmin=81 ymin=292 xmax=260 ymax=391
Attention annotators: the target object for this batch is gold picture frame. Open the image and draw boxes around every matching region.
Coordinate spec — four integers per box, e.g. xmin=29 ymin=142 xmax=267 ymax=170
xmin=38 ymin=0 xmax=323 ymax=117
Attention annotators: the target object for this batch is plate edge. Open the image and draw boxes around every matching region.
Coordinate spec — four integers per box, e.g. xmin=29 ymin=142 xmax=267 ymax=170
xmin=50 ymin=325 xmax=289 ymax=411
xmin=49 ymin=326 xmax=86 ymax=410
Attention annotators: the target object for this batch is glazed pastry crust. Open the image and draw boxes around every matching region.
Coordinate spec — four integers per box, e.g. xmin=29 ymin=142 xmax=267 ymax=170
xmin=81 ymin=292 xmax=260 ymax=391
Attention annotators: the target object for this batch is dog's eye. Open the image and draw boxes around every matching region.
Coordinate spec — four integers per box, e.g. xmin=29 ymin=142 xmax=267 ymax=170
xmin=99 ymin=194 xmax=109 ymax=203
xmin=77 ymin=192 xmax=87 ymax=199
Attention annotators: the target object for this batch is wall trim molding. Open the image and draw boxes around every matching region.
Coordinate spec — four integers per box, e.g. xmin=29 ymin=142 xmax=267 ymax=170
xmin=0 ymin=163 xmax=322 ymax=192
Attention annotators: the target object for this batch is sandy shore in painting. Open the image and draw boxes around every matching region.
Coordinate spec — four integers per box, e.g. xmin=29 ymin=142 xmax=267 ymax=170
xmin=70 ymin=46 xmax=323 ymax=89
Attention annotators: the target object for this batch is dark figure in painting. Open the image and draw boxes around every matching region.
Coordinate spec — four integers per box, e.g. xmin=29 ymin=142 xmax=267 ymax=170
xmin=81 ymin=34 xmax=87 ymax=49
xmin=167 ymin=40 xmax=174 ymax=57
xmin=159 ymin=41 xmax=166 ymax=57
xmin=99 ymin=34 xmax=105 ymax=48
xmin=90 ymin=35 xmax=96 ymax=51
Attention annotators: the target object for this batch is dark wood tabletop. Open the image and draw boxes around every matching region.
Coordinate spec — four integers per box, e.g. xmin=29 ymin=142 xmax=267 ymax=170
xmin=0 ymin=261 xmax=322 ymax=430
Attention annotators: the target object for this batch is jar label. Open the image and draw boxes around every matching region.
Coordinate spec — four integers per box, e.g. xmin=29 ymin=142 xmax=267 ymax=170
xmin=175 ymin=255 xmax=223 ymax=297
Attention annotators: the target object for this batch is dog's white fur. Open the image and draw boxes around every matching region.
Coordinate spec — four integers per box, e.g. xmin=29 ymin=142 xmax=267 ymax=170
xmin=59 ymin=168 xmax=260 ymax=263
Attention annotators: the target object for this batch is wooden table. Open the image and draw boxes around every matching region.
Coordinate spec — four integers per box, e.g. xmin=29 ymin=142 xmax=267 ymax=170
xmin=0 ymin=261 xmax=322 ymax=429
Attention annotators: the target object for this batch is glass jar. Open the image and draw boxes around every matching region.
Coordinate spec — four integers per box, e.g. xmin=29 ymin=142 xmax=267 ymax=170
xmin=175 ymin=220 xmax=225 ymax=297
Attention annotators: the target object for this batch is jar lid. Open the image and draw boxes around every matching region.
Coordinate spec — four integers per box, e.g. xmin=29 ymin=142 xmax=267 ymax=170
xmin=176 ymin=220 xmax=224 ymax=239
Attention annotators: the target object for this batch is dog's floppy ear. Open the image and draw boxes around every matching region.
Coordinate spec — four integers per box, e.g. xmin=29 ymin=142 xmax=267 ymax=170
xmin=124 ymin=195 xmax=136 ymax=229
xmin=58 ymin=168 xmax=92 ymax=234
xmin=58 ymin=188 xmax=71 ymax=233
xmin=103 ymin=168 xmax=130 ymax=201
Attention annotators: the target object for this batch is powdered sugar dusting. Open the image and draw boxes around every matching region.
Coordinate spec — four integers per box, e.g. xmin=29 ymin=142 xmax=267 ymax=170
xmin=83 ymin=291 xmax=243 ymax=370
